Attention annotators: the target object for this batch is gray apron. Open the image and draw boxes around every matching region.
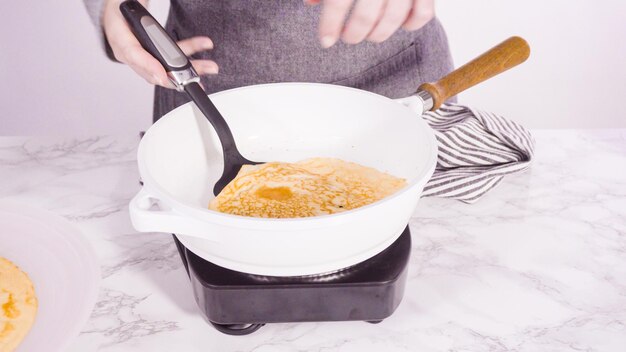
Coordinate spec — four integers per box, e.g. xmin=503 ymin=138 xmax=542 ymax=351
xmin=154 ymin=0 xmax=454 ymax=121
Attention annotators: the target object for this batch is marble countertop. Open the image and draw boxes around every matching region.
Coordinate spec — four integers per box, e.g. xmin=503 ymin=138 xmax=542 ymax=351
xmin=1 ymin=129 xmax=625 ymax=352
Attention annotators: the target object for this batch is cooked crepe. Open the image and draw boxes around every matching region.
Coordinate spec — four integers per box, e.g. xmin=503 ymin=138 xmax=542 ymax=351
xmin=209 ymin=157 xmax=407 ymax=218
xmin=0 ymin=257 xmax=38 ymax=352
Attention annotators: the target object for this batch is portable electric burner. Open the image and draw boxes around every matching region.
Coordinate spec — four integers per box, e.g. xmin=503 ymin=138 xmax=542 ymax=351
xmin=173 ymin=227 xmax=411 ymax=335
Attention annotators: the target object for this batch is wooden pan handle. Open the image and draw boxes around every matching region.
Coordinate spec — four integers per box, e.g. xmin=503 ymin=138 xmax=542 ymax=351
xmin=418 ymin=36 xmax=530 ymax=111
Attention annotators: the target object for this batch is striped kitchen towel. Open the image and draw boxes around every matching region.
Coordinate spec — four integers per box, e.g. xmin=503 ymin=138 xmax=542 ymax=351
xmin=421 ymin=104 xmax=535 ymax=203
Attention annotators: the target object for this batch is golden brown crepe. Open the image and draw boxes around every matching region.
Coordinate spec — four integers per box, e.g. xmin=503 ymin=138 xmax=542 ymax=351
xmin=209 ymin=157 xmax=407 ymax=218
xmin=0 ymin=257 xmax=38 ymax=352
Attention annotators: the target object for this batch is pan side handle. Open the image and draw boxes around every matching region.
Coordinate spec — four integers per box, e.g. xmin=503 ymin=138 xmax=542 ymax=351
xmin=129 ymin=187 xmax=221 ymax=242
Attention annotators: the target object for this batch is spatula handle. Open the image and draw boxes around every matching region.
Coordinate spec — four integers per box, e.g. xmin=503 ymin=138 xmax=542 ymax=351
xmin=418 ymin=36 xmax=530 ymax=111
xmin=120 ymin=0 xmax=198 ymax=91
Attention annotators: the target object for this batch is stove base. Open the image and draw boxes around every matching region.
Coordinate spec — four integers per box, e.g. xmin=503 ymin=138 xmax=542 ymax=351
xmin=174 ymin=227 xmax=411 ymax=335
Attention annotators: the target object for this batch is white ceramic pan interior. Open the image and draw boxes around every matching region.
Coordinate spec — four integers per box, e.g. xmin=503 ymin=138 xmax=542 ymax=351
xmin=130 ymin=83 xmax=437 ymax=276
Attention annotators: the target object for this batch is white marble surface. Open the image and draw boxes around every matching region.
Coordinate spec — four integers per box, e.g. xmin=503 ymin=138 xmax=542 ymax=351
xmin=0 ymin=130 xmax=625 ymax=351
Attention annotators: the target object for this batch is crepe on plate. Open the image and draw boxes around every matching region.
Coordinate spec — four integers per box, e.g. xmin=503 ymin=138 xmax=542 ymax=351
xmin=0 ymin=257 xmax=38 ymax=352
xmin=209 ymin=157 xmax=407 ymax=218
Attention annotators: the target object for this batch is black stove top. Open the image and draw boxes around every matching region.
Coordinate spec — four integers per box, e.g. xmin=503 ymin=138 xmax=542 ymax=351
xmin=173 ymin=226 xmax=411 ymax=335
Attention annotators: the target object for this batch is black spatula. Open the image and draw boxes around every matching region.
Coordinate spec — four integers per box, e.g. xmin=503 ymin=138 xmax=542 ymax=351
xmin=120 ymin=0 xmax=260 ymax=196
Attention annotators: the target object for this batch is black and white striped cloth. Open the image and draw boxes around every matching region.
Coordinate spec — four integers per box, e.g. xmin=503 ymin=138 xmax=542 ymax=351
xmin=421 ymin=104 xmax=535 ymax=203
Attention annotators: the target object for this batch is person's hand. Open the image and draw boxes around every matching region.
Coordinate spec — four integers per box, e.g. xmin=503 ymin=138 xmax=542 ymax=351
xmin=102 ymin=0 xmax=218 ymax=88
xmin=305 ymin=0 xmax=435 ymax=48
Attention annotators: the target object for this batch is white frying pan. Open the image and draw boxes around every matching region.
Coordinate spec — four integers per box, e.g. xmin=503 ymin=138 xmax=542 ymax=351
xmin=125 ymin=7 xmax=530 ymax=276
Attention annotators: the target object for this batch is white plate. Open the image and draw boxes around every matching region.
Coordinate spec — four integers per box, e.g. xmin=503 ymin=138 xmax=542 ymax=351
xmin=0 ymin=201 xmax=100 ymax=352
